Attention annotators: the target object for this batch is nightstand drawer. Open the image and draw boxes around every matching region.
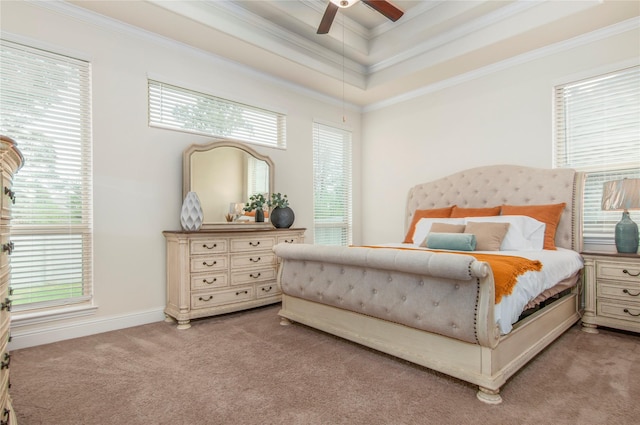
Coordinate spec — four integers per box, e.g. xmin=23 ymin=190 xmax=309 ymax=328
xmin=596 ymin=261 xmax=640 ymax=283
xmin=597 ymin=300 xmax=640 ymax=323
xmin=597 ymin=282 xmax=640 ymax=303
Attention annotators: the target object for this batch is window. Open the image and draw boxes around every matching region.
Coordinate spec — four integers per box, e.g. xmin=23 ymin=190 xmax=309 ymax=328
xmin=313 ymin=122 xmax=352 ymax=246
xmin=148 ymin=80 xmax=286 ymax=148
xmin=0 ymin=39 xmax=93 ymax=311
xmin=554 ymin=65 xmax=640 ymax=244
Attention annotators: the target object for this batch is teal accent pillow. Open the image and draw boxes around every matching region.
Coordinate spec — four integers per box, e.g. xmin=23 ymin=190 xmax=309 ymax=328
xmin=425 ymin=232 xmax=477 ymax=251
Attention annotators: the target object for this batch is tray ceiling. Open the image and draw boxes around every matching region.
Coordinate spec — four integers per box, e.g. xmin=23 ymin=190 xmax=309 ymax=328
xmin=67 ymin=0 xmax=639 ymax=107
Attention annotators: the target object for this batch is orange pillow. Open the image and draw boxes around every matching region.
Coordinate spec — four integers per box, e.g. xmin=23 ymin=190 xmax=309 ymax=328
xmin=501 ymin=203 xmax=566 ymax=250
xmin=450 ymin=206 xmax=501 ymax=218
xmin=403 ymin=206 xmax=454 ymax=243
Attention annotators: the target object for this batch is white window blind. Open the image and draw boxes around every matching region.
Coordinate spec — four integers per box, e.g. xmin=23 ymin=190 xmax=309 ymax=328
xmin=0 ymin=39 xmax=93 ymax=310
xmin=148 ymin=79 xmax=286 ymax=148
xmin=313 ymin=122 xmax=352 ymax=246
xmin=554 ymin=65 xmax=640 ymax=242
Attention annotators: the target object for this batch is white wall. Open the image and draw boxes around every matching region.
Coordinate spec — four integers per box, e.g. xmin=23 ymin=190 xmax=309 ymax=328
xmin=3 ymin=1 xmax=638 ymax=348
xmin=1 ymin=1 xmax=362 ymax=349
xmin=362 ymin=24 xmax=640 ymax=244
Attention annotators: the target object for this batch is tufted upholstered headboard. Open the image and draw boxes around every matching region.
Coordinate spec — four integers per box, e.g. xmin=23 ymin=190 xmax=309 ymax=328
xmin=405 ymin=165 xmax=585 ymax=251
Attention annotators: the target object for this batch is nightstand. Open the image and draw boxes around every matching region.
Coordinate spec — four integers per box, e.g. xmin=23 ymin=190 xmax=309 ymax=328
xmin=581 ymin=252 xmax=640 ymax=334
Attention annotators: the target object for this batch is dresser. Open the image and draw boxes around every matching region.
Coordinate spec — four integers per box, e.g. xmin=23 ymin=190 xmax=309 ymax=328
xmin=0 ymin=136 xmax=24 ymax=425
xmin=163 ymin=227 xmax=305 ymax=329
xmin=581 ymin=252 xmax=640 ymax=334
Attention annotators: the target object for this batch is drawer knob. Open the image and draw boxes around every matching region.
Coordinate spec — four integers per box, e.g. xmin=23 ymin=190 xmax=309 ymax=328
xmin=4 ymin=186 xmax=15 ymax=204
xmin=623 ymin=308 xmax=640 ymax=317
xmin=0 ymin=352 xmax=10 ymax=370
xmin=249 ymin=272 xmax=261 ymax=279
xmin=203 ymin=278 xmax=217 ymax=285
xmin=2 ymin=241 xmax=14 ymax=255
xmin=249 ymin=241 xmax=260 ymax=247
xmin=623 ymin=288 xmax=640 ymax=297
xmin=284 ymin=239 xmax=294 ymax=244
xmin=198 ymin=296 xmax=213 ymax=302
xmin=235 ymin=290 xmax=249 ymax=296
xmin=202 ymin=260 xmax=217 ymax=267
xmin=261 ymin=286 xmax=273 ymax=293
xmin=623 ymin=269 xmax=640 ymax=277
xmin=202 ymin=243 xmax=217 ymax=249
xmin=249 ymin=257 xmax=261 ymax=263
xmin=0 ymin=298 xmax=11 ymax=312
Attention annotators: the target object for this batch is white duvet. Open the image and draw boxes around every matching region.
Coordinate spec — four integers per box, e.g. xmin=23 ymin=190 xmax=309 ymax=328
xmin=379 ymin=243 xmax=584 ymax=334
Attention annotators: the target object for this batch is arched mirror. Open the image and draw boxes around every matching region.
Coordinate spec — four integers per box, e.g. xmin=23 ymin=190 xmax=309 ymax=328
xmin=183 ymin=140 xmax=274 ymax=229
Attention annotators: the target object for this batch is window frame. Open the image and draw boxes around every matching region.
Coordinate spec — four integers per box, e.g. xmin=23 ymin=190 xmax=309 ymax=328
xmin=0 ymin=38 xmax=94 ymax=313
xmin=553 ymin=63 xmax=640 ymax=249
xmin=312 ymin=121 xmax=353 ymax=246
xmin=148 ymin=79 xmax=287 ymax=149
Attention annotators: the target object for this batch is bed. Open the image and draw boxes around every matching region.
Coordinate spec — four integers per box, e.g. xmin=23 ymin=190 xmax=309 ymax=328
xmin=274 ymin=164 xmax=586 ymax=404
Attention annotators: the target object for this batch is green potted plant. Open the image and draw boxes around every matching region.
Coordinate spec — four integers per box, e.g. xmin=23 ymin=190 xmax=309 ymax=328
xmin=243 ymin=193 xmax=267 ymax=222
xmin=268 ymin=192 xmax=295 ymax=228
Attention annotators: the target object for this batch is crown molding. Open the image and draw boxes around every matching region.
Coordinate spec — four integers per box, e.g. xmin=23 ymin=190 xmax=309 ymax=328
xmin=364 ymin=17 xmax=640 ymax=113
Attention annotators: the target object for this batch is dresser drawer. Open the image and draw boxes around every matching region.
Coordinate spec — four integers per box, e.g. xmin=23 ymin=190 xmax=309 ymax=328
xmin=230 ymin=236 xmax=275 ymax=253
xmin=597 ymin=299 xmax=640 ymax=323
xmin=256 ymin=282 xmax=280 ymax=299
xmin=190 ymin=239 xmax=228 ymax=255
xmin=191 ymin=286 xmax=254 ymax=309
xmin=230 ymin=266 xmax=276 ymax=285
xmin=0 ymin=170 xmax=14 ymax=222
xmin=230 ymin=252 xmax=276 ymax=269
xmin=190 ymin=272 xmax=228 ymax=290
xmin=597 ymin=282 xmax=640 ymax=303
xmin=0 ymin=232 xmax=10 ymax=270
xmin=277 ymin=234 xmax=302 ymax=245
xmin=596 ymin=261 xmax=640 ymax=283
xmin=190 ymin=255 xmax=228 ymax=273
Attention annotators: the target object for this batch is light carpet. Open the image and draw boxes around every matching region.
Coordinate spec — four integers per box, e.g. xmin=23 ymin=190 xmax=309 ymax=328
xmin=10 ymin=305 xmax=640 ymax=425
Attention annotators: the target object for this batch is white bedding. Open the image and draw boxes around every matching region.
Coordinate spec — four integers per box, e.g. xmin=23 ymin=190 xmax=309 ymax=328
xmin=379 ymin=243 xmax=584 ymax=334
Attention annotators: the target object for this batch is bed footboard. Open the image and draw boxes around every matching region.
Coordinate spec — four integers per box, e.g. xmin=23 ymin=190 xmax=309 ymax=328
xmin=274 ymin=244 xmax=501 ymax=348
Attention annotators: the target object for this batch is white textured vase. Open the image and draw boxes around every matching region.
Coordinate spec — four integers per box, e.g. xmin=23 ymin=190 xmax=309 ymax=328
xmin=180 ymin=192 xmax=203 ymax=231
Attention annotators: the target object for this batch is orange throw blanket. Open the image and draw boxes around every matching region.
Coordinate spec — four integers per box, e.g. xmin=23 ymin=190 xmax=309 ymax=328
xmin=356 ymin=246 xmax=542 ymax=304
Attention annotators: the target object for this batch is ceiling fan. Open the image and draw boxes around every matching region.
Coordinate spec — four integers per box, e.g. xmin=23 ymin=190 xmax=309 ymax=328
xmin=317 ymin=0 xmax=404 ymax=34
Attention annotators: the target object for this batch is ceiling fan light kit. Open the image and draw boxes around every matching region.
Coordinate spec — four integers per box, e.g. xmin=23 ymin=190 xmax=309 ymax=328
xmin=329 ymin=0 xmax=359 ymax=7
xmin=317 ymin=0 xmax=404 ymax=34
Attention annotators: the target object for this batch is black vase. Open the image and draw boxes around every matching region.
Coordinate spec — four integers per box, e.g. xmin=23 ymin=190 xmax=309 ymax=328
xmin=270 ymin=206 xmax=294 ymax=228
xmin=255 ymin=209 xmax=265 ymax=222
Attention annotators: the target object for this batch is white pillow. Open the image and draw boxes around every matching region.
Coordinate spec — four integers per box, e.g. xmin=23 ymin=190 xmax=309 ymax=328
xmin=412 ymin=218 xmax=465 ymax=245
xmin=463 ymin=215 xmax=546 ymax=251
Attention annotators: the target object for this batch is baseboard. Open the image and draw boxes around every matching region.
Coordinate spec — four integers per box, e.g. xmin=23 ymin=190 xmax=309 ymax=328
xmin=8 ymin=308 xmax=166 ymax=350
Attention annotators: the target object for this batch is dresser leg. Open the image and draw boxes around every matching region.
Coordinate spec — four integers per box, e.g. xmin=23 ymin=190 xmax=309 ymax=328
xmin=177 ymin=319 xmax=191 ymax=330
xmin=477 ymin=386 xmax=502 ymax=404
xmin=164 ymin=314 xmax=175 ymax=323
xmin=581 ymin=322 xmax=599 ymax=334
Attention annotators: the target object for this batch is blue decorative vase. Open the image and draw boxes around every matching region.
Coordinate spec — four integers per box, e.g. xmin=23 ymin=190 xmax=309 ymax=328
xmin=615 ymin=211 xmax=639 ymax=253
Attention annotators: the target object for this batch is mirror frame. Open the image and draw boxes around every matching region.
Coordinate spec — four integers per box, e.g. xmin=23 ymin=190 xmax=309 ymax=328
xmin=183 ymin=140 xmax=275 ymax=230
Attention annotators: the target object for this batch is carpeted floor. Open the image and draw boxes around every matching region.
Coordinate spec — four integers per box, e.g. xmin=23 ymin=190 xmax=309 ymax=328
xmin=9 ymin=305 xmax=640 ymax=425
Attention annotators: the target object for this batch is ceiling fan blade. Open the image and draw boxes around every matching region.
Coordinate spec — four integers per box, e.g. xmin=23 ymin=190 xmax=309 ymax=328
xmin=317 ymin=2 xmax=339 ymax=34
xmin=362 ymin=0 xmax=404 ymax=22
